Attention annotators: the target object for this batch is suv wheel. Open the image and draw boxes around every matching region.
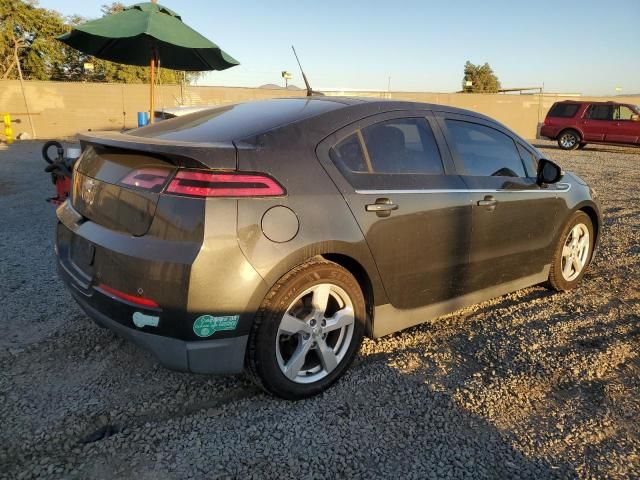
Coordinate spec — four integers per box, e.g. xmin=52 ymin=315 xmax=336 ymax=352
xmin=246 ymin=259 xmax=365 ymax=399
xmin=548 ymin=211 xmax=594 ymax=291
xmin=557 ymin=130 xmax=581 ymax=150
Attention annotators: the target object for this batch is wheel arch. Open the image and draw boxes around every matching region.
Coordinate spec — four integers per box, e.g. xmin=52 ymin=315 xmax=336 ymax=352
xmin=249 ymin=244 xmax=386 ymax=338
xmin=577 ymin=203 xmax=601 ymax=245
xmin=558 ymin=127 xmax=584 ymax=141
xmin=321 ymin=253 xmax=376 ymax=337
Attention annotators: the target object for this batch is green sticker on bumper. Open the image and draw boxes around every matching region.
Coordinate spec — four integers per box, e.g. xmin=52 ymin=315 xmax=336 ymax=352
xmin=193 ymin=315 xmax=239 ymax=338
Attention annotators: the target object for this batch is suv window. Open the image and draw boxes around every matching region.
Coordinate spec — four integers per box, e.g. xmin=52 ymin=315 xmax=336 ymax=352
xmin=445 ymin=120 xmax=526 ymax=178
xmin=587 ymin=104 xmax=613 ymax=120
xmin=614 ymin=105 xmax=636 ymax=120
xmin=548 ymin=103 xmax=580 ymax=118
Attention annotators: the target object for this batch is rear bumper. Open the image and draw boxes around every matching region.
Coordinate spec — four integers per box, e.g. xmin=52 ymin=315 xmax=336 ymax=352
xmin=539 ymin=125 xmax=559 ymax=139
xmin=55 ymin=199 xmax=268 ymax=375
xmin=69 ymin=284 xmax=247 ymax=373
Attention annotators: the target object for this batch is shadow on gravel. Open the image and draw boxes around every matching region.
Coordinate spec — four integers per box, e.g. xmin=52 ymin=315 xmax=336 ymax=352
xmin=365 ymin=284 xmax=640 ymax=479
xmin=345 ymin=357 xmax=575 ymax=479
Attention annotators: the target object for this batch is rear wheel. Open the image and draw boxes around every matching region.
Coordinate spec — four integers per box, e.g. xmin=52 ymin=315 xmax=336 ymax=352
xmin=548 ymin=211 xmax=594 ymax=291
xmin=246 ymin=259 xmax=365 ymax=399
xmin=557 ymin=130 xmax=581 ymax=150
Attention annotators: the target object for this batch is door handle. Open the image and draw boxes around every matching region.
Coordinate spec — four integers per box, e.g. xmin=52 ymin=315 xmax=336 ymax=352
xmin=365 ymin=198 xmax=398 ymax=217
xmin=477 ymin=195 xmax=497 ymax=210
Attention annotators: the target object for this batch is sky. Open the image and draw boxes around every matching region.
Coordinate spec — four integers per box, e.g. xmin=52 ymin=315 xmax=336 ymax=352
xmin=38 ymin=0 xmax=640 ymax=95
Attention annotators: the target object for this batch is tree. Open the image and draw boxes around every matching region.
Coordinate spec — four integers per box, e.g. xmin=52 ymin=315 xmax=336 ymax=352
xmin=1 ymin=0 xmax=200 ymax=84
xmin=461 ymin=61 xmax=501 ymax=93
xmin=0 ymin=0 xmax=68 ymax=80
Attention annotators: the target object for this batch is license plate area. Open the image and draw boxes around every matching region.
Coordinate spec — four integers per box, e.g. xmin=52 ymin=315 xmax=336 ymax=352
xmin=70 ymin=235 xmax=95 ymax=278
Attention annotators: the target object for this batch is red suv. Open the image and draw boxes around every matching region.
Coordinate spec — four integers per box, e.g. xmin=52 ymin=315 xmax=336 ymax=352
xmin=540 ymin=101 xmax=640 ymax=150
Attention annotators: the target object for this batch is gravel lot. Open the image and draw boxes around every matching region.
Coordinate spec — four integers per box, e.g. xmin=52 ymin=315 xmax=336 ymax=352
xmin=0 ymin=139 xmax=638 ymax=479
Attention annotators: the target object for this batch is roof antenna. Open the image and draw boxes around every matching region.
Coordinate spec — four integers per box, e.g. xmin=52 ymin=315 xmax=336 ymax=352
xmin=292 ymin=46 xmax=323 ymax=97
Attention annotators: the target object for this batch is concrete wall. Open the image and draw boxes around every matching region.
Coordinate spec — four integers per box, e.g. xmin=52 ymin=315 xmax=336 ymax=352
xmin=1 ymin=80 xmax=639 ymax=140
xmin=323 ymin=90 xmax=640 ymax=139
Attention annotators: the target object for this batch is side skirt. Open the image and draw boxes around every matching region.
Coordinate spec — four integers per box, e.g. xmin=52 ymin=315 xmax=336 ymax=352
xmin=371 ymin=265 xmax=551 ymax=338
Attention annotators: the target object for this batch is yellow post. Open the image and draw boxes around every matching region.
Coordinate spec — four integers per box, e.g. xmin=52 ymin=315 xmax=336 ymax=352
xmin=3 ymin=113 xmax=14 ymax=145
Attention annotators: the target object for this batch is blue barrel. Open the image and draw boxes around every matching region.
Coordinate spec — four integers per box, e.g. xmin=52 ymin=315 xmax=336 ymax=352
xmin=137 ymin=111 xmax=149 ymax=127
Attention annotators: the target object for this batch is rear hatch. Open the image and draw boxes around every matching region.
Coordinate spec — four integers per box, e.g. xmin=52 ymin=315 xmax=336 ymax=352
xmin=72 ymin=132 xmax=237 ymax=236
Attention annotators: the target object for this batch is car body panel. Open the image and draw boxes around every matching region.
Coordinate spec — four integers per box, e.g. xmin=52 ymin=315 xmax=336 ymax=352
xmin=434 ymin=111 xmax=564 ymax=290
xmin=315 ymin=109 xmax=474 ymax=309
xmin=607 ymin=120 xmax=640 ymax=144
xmin=234 ymin=119 xmax=389 ymax=310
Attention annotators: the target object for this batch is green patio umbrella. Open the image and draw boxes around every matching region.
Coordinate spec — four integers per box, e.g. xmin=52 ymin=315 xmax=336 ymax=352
xmin=57 ymin=1 xmax=239 ymax=122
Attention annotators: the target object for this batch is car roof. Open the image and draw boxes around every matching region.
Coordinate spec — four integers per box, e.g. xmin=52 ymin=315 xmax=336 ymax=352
xmin=554 ymin=100 xmax=630 ymax=105
xmin=129 ymin=97 xmax=498 ymax=144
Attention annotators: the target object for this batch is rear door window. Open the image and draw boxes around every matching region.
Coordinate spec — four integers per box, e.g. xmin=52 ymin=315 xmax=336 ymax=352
xmin=329 ymin=117 xmax=446 ymax=189
xmin=547 ymin=103 xmax=580 ymax=118
xmin=330 ymin=132 xmax=369 ymax=173
xmin=361 ymin=118 xmax=444 ymax=175
xmin=445 ymin=120 xmax=526 ymax=178
xmin=587 ymin=105 xmax=614 ymax=120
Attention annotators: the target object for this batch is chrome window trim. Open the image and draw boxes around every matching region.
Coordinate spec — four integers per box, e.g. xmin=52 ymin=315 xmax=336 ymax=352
xmin=355 ymin=183 xmax=571 ymax=195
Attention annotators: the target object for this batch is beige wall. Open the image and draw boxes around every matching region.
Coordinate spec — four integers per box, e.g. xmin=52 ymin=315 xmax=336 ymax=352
xmin=1 ymin=80 xmax=638 ymax=140
xmin=0 ymin=80 xmax=306 ymax=139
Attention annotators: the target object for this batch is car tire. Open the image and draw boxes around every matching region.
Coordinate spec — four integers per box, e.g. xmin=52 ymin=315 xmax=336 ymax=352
xmin=578 ymin=143 xmax=587 ymax=150
xmin=548 ymin=211 xmax=594 ymax=291
xmin=557 ymin=130 xmax=581 ymax=150
xmin=245 ymin=258 xmax=365 ymax=400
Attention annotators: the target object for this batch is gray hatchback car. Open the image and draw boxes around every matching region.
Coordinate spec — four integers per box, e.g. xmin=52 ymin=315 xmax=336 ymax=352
xmin=56 ymin=97 xmax=601 ymax=399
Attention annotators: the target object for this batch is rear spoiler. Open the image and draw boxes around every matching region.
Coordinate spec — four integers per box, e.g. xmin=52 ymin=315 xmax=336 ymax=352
xmin=78 ymin=131 xmax=237 ymax=170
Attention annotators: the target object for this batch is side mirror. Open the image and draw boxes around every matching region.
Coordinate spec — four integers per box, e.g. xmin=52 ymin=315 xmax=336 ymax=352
xmin=631 ymin=114 xmax=640 ymax=122
xmin=537 ymin=159 xmax=563 ymax=185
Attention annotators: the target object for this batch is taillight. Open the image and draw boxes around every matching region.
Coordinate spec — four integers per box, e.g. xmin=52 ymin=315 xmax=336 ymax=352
xmin=166 ymin=170 xmax=285 ymax=198
xmin=119 ymin=167 xmax=172 ymax=193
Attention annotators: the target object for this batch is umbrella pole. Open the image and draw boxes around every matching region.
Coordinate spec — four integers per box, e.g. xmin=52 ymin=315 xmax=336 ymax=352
xmin=150 ymin=56 xmax=156 ymax=124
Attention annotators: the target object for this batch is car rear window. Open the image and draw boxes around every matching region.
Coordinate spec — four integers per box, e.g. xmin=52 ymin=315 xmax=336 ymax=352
xmin=547 ymin=103 xmax=580 ymax=118
xmin=130 ymin=99 xmax=343 ymax=143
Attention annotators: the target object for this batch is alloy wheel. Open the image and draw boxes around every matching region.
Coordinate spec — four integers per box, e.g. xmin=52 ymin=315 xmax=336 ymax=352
xmin=561 ymin=223 xmax=590 ymax=281
xmin=275 ymin=283 xmax=355 ymax=384
xmin=559 ymin=132 xmax=578 ymax=149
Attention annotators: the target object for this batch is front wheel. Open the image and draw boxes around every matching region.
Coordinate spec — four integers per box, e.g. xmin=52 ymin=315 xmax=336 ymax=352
xmin=246 ymin=259 xmax=365 ymax=399
xmin=557 ymin=130 xmax=581 ymax=150
xmin=548 ymin=211 xmax=594 ymax=291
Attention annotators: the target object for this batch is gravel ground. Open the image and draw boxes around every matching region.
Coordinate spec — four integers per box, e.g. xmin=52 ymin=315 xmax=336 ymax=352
xmin=0 ymin=139 xmax=638 ymax=479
